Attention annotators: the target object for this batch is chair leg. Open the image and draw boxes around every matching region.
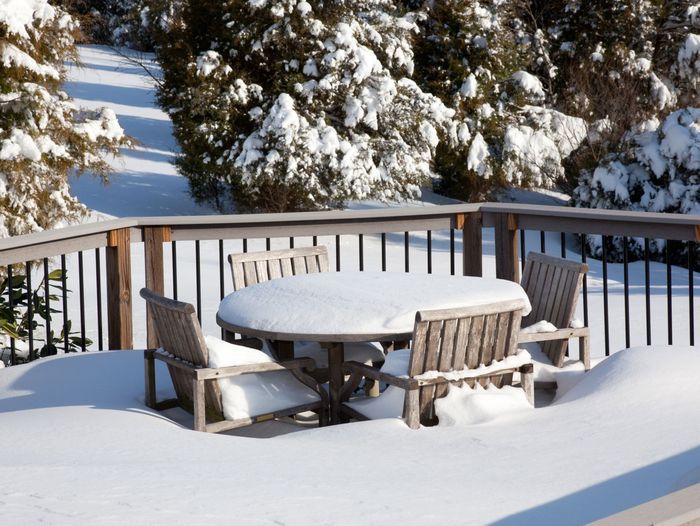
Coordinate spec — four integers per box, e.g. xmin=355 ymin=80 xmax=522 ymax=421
xmin=364 ymin=360 xmax=383 ymax=397
xmin=580 ymin=335 xmax=591 ymax=370
xmin=319 ymin=406 xmax=329 ymax=427
xmin=193 ymin=378 xmax=206 ymax=432
xmin=144 ymin=350 xmax=157 ymax=409
xmin=403 ymin=388 xmax=420 ymax=429
xmin=520 ymin=364 xmax=535 ymax=406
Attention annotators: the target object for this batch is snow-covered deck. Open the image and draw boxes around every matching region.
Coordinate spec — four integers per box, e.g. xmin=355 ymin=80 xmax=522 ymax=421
xmin=0 ymin=346 xmax=698 ymax=523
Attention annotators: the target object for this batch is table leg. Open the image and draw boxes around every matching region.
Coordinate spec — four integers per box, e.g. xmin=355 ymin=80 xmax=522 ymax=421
xmin=270 ymin=340 xmax=294 ymax=361
xmin=328 ymin=342 xmax=345 ymax=424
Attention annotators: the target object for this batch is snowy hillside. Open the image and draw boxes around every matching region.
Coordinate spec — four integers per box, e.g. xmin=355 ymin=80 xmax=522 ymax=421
xmin=66 ymin=45 xmax=216 ymax=217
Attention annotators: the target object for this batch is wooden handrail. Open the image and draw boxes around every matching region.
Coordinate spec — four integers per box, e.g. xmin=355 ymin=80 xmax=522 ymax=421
xmin=1 ymin=202 xmax=698 ymax=352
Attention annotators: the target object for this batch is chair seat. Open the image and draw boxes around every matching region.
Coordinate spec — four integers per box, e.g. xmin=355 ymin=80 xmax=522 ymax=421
xmin=207 ymin=336 xmax=321 ymax=421
xmin=344 ymin=385 xmax=405 ymax=420
xmin=343 ymin=350 xmax=410 ymax=419
xmin=294 ymin=341 xmax=386 ymax=369
xmin=521 ymin=342 xmax=587 ymax=391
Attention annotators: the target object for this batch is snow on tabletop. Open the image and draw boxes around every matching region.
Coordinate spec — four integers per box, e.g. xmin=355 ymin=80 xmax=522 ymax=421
xmin=1 ymin=346 xmax=698 ymax=523
xmin=206 ymin=336 xmax=320 ymax=421
xmin=218 ymin=272 xmax=531 ymax=337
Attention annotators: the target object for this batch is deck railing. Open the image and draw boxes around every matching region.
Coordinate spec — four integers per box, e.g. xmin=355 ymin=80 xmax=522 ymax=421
xmin=0 ymin=203 xmax=698 ymax=365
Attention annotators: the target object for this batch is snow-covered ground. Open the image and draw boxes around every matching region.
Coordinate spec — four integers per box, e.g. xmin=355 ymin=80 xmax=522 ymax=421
xmin=0 ymin=45 xmax=698 ymax=523
xmin=1 ymin=345 xmax=699 ymax=524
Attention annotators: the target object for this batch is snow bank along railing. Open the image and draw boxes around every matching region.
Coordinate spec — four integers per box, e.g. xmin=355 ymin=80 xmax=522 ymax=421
xmin=0 ymin=203 xmax=697 ymax=364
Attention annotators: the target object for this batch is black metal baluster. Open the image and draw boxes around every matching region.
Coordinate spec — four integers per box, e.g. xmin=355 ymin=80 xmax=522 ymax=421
xmin=243 ymin=238 xmax=248 ymax=253
xmin=580 ymin=234 xmax=589 ymax=327
xmin=358 ymin=234 xmax=364 ymax=272
xmin=427 ymin=231 xmax=432 ymax=274
xmin=25 ymin=262 xmax=34 ymax=360
xmin=195 ymin=240 xmax=202 ymax=324
xmin=450 ymin=229 xmax=455 ymax=276
xmin=43 ymin=258 xmax=51 ymax=354
xmin=266 ymin=238 xmax=271 ymax=251
xmin=623 ymin=237 xmax=630 ymax=348
xmin=335 ymin=235 xmax=341 ymax=271
xmin=602 ymin=237 xmax=610 ymax=356
xmin=219 ymin=239 xmax=225 ymax=338
xmin=94 ymin=249 xmax=103 ymax=351
xmin=667 ymin=241 xmax=673 ymax=345
xmin=520 ymin=230 xmax=526 ymax=273
xmin=7 ymin=265 xmax=15 ymax=365
xmin=171 ymin=241 xmax=178 ymax=300
xmin=381 ymin=233 xmax=387 ymax=271
xmin=312 ymin=236 xmax=317 ymax=247
xmin=61 ymin=255 xmax=69 ymax=352
xmin=561 ymin=233 xmax=566 ymax=258
xmin=289 ymin=237 xmax=294 ymax=249
xmin=404 ymin=232 xmax=409 ymax=273
xmin=540 ymin=231 xmax=546 ymax=253
xmin=78 ymin=252 xmax=86 ymax=352
xmin=689 ymin=242 xmax=695 ymax=346
xmin=644 ymin=238 xmax=651 ymax=344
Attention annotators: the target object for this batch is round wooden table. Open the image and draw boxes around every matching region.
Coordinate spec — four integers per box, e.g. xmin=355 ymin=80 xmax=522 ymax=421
xmin=217 ymin=272 xmax=531 ymax=422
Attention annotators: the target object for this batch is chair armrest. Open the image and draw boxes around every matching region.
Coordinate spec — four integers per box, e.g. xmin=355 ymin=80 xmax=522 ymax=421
xmin=518 ymin=327 xmax=589 ymax=343
xmin=342 ymin=361 xmax=413 ymax=389
xmin=195 ymin=358 xmax=317 ymax=381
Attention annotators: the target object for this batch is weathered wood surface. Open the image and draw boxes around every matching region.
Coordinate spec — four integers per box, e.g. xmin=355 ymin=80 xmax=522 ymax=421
xmin=141 ymin=288 xmax=328 ymax=432
xmin=588 ymin=483 xmax=700 ymax=526
xmin=2 ymin=203 xmax=698 ymax=268
xmin=494 ymin=213 xmax=520 ymax=283
xmin=107 ymin=228 xmax=133 ymax=350
xmin=229 ymin=246 xmax=330 ymax=291
xmin=460 ymin=212 xmax=483 ymax=277
xmin=342 ymin=299 xmax=533 ymax=429
xmin=519 ymin=252 xmax=589 ymax=368
xmin=144 ymin=226 xmax=171 ymax=349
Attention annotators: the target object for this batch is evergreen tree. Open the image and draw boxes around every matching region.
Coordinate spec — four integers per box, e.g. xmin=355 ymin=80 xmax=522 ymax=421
xmin=411 ymin=0 xmax=586 ymax=202
xmin=149 ymin=0 xmax=458 ymax=212
xmin=0 ymin=0 xmax=128 ymax=238
xmin=540 ymin=1 xmax=700 ymax=262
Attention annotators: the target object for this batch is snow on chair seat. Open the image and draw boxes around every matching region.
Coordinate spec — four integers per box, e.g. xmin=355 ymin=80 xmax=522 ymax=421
xmin=141 ymin=288 xmax=328 ymax=432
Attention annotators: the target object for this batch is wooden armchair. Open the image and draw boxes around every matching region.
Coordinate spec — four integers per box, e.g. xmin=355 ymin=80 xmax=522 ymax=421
xmin=340 ymin=300 xmax=534 ymax=429
xmin=141 ymin=288 xmax=328 ymax=432
xmin=517 ymin=252 xmax=591 ymax=374
xmin=228 ymin=246 xmax=386 ymax=370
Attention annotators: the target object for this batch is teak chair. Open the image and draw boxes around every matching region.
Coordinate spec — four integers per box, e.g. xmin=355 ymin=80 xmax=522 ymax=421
xmin=141 ymin=288 xmax=328 ymax=432
xmin=340 ymin=300 xmax=534 ymax=429
xmin=517 ymin=252 xmax=591 ymax=372
xmin=227 ymin=246 xmax=386 ymax=369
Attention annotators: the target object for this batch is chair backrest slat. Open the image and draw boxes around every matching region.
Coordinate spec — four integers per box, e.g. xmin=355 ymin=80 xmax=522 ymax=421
xmin=520 ymin=252 xmax=588 ymax=366
xmin=140 ymin=288 xmax=223 ymax=417
xmin=229 ymin=246 xmax=330 ymax=291
xmin=405 ymin=300 xmax=526 ymax=426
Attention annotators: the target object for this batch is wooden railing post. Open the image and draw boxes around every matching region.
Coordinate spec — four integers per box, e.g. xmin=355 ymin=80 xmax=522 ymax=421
xmin=144 ymin=226 xmax=171 ymax=349
xmin=494 ymin=213 xmax=520 ymax=282
xmin=106 ymin=228 xmax=133 ymax=349
xmin=457 ymin=213 xmax=482 ymax=277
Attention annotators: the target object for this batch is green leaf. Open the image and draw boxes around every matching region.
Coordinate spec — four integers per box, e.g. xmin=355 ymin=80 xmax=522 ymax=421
xmin=47 ymin=269 xmax=64 ymax=281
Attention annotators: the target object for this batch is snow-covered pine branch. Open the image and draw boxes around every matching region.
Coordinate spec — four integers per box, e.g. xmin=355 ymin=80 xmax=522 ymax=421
xmin=0 ymin=0 xmax=129 ymax=238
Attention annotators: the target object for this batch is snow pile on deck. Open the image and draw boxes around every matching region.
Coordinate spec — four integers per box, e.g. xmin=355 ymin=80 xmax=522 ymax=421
xmin=0 ymin=345 xmax=698 ymax=523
